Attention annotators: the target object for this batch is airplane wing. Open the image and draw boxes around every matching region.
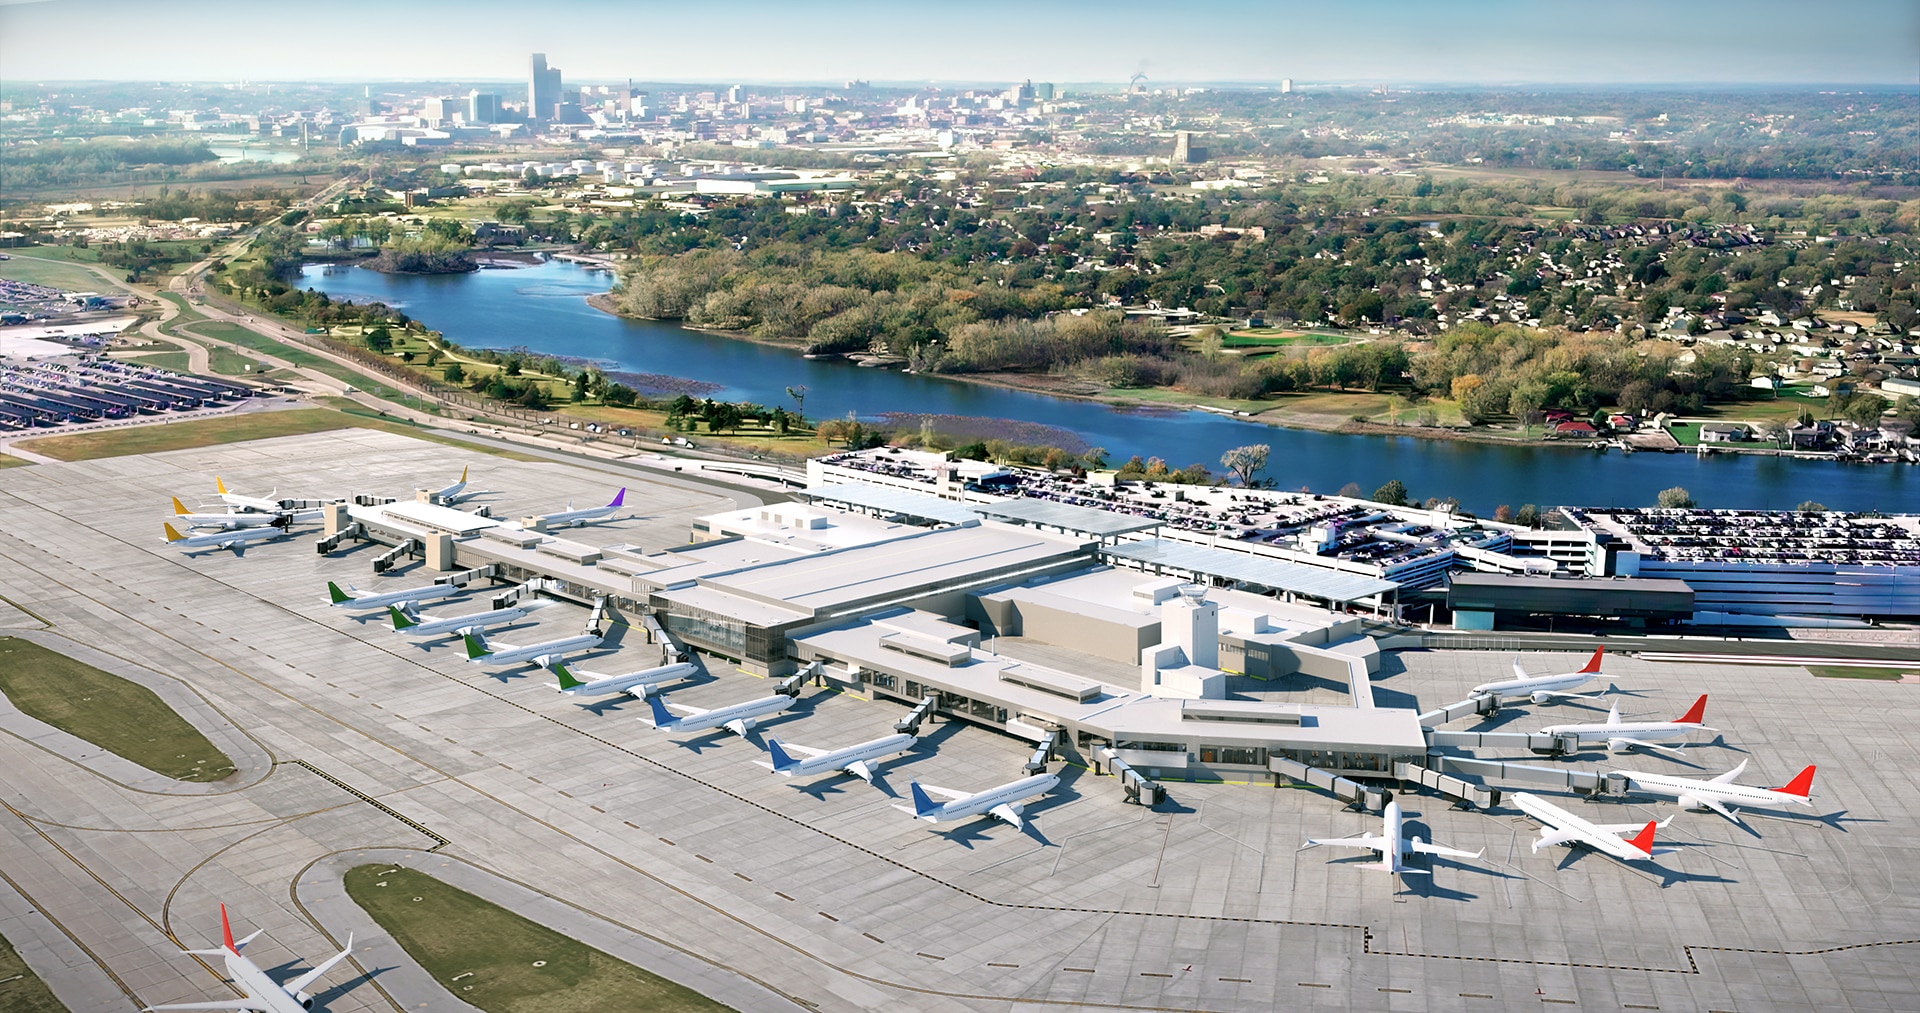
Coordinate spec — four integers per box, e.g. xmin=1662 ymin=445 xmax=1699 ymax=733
xmin=1408 ymin=840 xmax=1485 ymax=860
xmin=663 ymin=702 xmax=708 ymax=717
xmin=1592 ymin=816 xmax=1674 ymax=834
xmin=1531 ymin=829 xmax=1582 ymax=851
xmin=844 ymin=760 xmax=875 ymax=783
xmin=1709 ymin=759 xmax=1750 ymax=784
xmin=722 ymin=718 xmax=751 ymax=736
xmin=1303 ymin=832 xmax=1387 ymax=852
xmin=779 ymin=743 xmax=829 ymax=759
xmin=987 ymin=804 xmax=1025 ymax=830
xmin=1625 ymin=739 xmax=1688 ymax=756
xmin=1693 ymin=796 xmax=1744 ymax=823
xmin=914 ymin=783 xmax=970 ymax=802
xmin=283 ymin=934 xmax=354 ymax=997
xmin=142 ymin=1001 xmax=273 ymax=1011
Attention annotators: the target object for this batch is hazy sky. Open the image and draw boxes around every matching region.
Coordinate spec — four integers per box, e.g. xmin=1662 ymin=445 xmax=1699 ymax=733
xmin=3 ymin=0 xmax=1916 ymax=85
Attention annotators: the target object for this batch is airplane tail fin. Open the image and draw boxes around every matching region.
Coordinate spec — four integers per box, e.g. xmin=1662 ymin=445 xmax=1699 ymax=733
xmin=219 ymin=903 xmax=237 ymax=953
xmin=327 ymin=581 xmax=353 ymax=604
xmin=163 ymin=522 xmax=188 ymax=543
xmin=462 ymin=632 xmax=491 ymax=660
xmin=643 ymin=693 xmax=675 ymax=728
xmin=1624 ymin=819 xmax=1660 ymax=857
xmin=907 ymin=781 xmax=939 ymax=818
xmin=551 ymin=660 xmax=585 ymax=691
xmin=388 ymin=605 xmax=416 ymax=631
xmin=1580 ymin=646 xmax=1605 ymax=674
xmin=459 ymin=465 xmax=468 ymax=483
xmin=608 ymin=487 xmax=626 ymax=509
xmin=1774 ymin=764 xmax=1817 ymax=798
xmin=766 ymin=738 xmax=798 ymax=772
xmin=170 ymin=496 xmax=192 ymax=516
xmin=1675 ymin=694 xmax=1708 ymax=725
xmin=215 ymin=476 xmax=229 ymax=495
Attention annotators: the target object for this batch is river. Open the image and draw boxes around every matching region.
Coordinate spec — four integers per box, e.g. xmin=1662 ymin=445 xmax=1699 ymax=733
xmin=299 ymin=259 xmax=1914 ymax=514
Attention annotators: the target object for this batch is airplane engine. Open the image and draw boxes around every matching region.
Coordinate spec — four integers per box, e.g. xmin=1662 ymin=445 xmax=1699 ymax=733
xmin=1530 ymin=690 xmax=1556 ymax=705
xmin=1605 ymin=737 xmax=1639 ymax=754
xmin=739 ymin=718 xmax=758 ymax=731
xmin=1676 ymin=794 xmax=1704 ymax=811
xmin=295 ymin=991 xmax=316 ymax=1009
xmin=1008 ymin=803 xmax=1025 ymax=816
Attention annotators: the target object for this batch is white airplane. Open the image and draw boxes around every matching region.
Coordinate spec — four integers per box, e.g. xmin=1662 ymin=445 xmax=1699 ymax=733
xmin=1303 ymin=800 xmax=1484 ymax=875
xmin=1538 ymin=694 xmax=1714 ymax=755
xmin=1473 ymin=646 xmax=1608 ymax=703
xmin=1511 ymin=792 xmax=1676 ymax=862
xmin=1614 ymin=760 xmax=1818 ymax=824
xmin=761 ymin=732 xmax=918 ymax=783
xmin=164 ymin=522 xmax=289 ymax=556
xmin=388 ymin=602 xmax=533 ymax=638
xmin=144 ymin=904 xmax=353 ymax=1013
xmin=641 ymin=688 xmax=794 ymax=736
xmin=896 ymin=772 xmax=1061 ymax=831
xmin=430 ymin=466 xmax=472 ymax=504
xmin=536 ymin=488 xmax=626 ymax=527
xmin=551 ymin=658 xmax=696 ymax=698
xmin=213 ymin=476 xmax=284 ymax=513
xmin=462 ymin=628 xmax=603 ymax=668
xmin=170 ymin=497 xmax=318 ymax=531
xmin=327 ymin=580 xmax=463 ymax=611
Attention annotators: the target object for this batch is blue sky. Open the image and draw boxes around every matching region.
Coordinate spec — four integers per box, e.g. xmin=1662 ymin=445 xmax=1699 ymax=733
xmin=3 ymin=0 xmax=1916 ymax=84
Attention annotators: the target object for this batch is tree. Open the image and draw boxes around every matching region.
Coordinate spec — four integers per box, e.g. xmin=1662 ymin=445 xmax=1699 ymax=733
xmin=1796 ymin=500 xmax=1828 ymax=513
xmin=364 ymin=326 xmax=392 ymax=353
xmin=785 ymin=384 xmax=808 ymax=418
xmin=1656 ymin=486 xmax=1696 ymax=509
xmin=1337 ymin=482 xmax=1363 ymax=498
xmin=603 ymin=382 xmax=637 ymax=407
xmin=1895 ymin=395 xmax=1920 ymax=426
xmin=443 ymin=362 xmax=465 ymax=383
xmin=572 ymin=370 xmax=590 ymax=401
xmin=1494 ymin=504 xmax=1513 ymax=522
xmin=1757 ymin=419 xmax=1789 ymax=447
xmin=1844 ymin=393 xmax=1888 ymax=426
xmin=1219 ymin=443 xmax=1271 ymax=487
xmin=1081 ymin=446 xmax=1109 ymax=469
xmin=706 ymin=402 xmax=743 ymax=433
xmin=1372 ymin=479 xmax=1409 ymax=506
xmin=1515 ymin=504 xmax=1541 ymax=528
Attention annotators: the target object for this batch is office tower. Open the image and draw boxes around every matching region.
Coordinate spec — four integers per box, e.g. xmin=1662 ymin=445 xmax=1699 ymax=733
xmin=1172 ymin=130 xmax=1208 ymax=164
xmin=529 ymin=52 xmax=562 ymax=121
xmin=1281 ymin=78 xmax=1294 ymax=94
xmin=468 ymin=90 xmax=500 ymax=124
xmin=422 ymin=96 xmax=453 ymax=127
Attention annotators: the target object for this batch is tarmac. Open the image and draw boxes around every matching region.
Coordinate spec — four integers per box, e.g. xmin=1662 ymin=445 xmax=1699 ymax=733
xmin=0 ymin=428 xmax=1915 ymax=1012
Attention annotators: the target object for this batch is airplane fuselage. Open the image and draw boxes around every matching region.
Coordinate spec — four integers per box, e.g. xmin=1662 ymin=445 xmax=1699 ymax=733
xmin=1472 ymin=670 xmax=1592 ymax=700
xmin=468 ymin=633 xmax=602 ymax=666
xmin=916 ymin=772 xmax=1059 ymax=823
xmin=650 ymin=694 xmax=793 ymax=733
xmin=222 ymin=952 xmax=311 ymax=1013
xmin=396 ymin=606 xmax=531 ymax=638
xmin=1620 ymin=772 xmax=1813 ymax=812
xmin=771 ymin=733 xmax=916 ymax=779
xmin=557 ymin=661 xmax=695 ymax=696
xmin=332 ymin=583 xmax=463 ymax=611
xmin=1511 ymin=792 xmax=1655 ymax=861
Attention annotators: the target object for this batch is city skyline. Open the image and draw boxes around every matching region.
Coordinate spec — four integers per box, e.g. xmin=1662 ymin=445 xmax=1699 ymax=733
xmin=3 ymin=0 xmax=1916 ymax=85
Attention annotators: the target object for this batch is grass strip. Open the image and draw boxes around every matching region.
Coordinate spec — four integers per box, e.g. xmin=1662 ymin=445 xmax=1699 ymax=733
xmin=344 ymin=865 xmax=734 ymax=1013
xmin=0 ymin=929 xmax=71 ymax=1013
xmin=0 ymin=637 xmax=234 ymax=782
xmin=1807 ymin=665 xmax=1914 ymax=680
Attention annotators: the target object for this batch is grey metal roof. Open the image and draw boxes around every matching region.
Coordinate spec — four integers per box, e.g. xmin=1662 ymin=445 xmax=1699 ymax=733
xmin=971 ymin=498 xmax=1162 ymax=537
xmin=803 ymin=484 xmax=979 ymax=525
xmin=1102 ymin=539 xmax=1399 ymax=603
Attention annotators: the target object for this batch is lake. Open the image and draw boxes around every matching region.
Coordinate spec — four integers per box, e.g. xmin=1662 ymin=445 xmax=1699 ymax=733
xmin=300 ymin=259 xmax=1914 ymax=514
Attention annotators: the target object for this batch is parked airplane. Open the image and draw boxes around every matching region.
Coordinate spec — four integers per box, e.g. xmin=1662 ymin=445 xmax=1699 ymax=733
xmin=388 ymin=602 xmax=533 ymax=638
xmin=1472 ymin=647 xmax=1608 ymax=704
xmin=641 ymin=688 xmax=793 ymax=736
xmin=1303 ymin=800 xmax=1484 ymax=874
xmin=762 ymin=732 xmax=917 ymax=783
xmin=430 ymin=466 xmax=472 ymax=504
xmin=536 ymin=488 xmax=626 ymax=527
xmin=1614 ymin=759 xmax=1818 ymax=824
xmin=1511 ymin=791 xmax=1675 ymax=862
xmin=462 ymin=628 xmax=603 ymax=668
xmin=213 ymin=476 xmax=285 ymax=513
xmin=898 ymin=772 xmax=1060 ymax=831
xmin=170 ymin=497 xmax=316 ymax=531
xmin=144 ymin=904 xmax=353 ymax=1013
xmin=1538 ymin=695 xmax=1713 ymax=754
xmin=327 ymin=580 xmax=463 ymax=611
xmin=164 ymin=522 xmax=289 ymax=556
xmin=551 ymin=659 xmax=696 ymax=698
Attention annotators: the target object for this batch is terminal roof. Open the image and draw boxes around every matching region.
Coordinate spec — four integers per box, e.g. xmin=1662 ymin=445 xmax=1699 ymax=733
xmin=803 ymin=483 xmax=980 ymax=525
xmin=1104 ymin=539 xmax=1399 ymax=604
xmin=971 ymin=499 xmax=1163 ymax=538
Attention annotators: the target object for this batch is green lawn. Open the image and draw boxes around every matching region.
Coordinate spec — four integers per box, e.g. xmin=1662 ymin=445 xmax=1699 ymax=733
xmin=0 ymin=456 xmax=32 ymax=469
xmin=1666 ymin=422 xmax=1703 ymax=446
xmin=156 ymin=292 xmax=210 ymax=328
xmin=15 ymin=408 xmax=362 ymax=460
xmin=0 ymin=929 xmax=70 ymax=1013
xmin=1807 ymin=665 xmax=1915 ymax=680
xmin=1220 ymin=330 xmax=1349 ymax=348
xmin=343 ymin=865 xmax=735 ymax=1013
xmin=0 ymin=252 xmax=122 ymax=293
xmin=118 ymin=350 xmax=191 ymax=371
xmin=0 ymin=637 xmax=234 ymax=782
xmin=187 ymin=324 xmax=430 ymax=406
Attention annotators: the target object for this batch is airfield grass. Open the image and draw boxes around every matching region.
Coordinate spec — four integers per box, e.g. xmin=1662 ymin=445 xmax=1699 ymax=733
xmin=14 ymin=406 xmax=545 ymax=463
xmin=343 ymin=865 xmax=734 ymax=1013
xmin=0 ymin=455 xmax=33 ymax=469
xmin=116 ymin=350 xmax=192 ymax=371
xmin=0 ymin=252 xmax=121 ymax=293
xmin=0 ymin=637 xmax=234 ymax=782
xmin=1807 ymin=665 xmax=1914 ymax=680
xmin=0 ymin=929 xmax=70 ymax=1013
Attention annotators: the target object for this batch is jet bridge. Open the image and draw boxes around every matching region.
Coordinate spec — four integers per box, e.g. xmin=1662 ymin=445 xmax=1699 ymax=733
xmin=1434 ymin=755 xmax=1606 ymax=794
xmin=1095 ymin=747 xmax=1167 ymax=807
xmin=894 ymin=695 xmax=940 ymax=735
xmin=1426 ymin=729 xmax=1583 ymax=756
xmin=1269 ymin=756 xmax=1388 ymax=811
xmin=371 ymin=538 xmax=422 ymax=574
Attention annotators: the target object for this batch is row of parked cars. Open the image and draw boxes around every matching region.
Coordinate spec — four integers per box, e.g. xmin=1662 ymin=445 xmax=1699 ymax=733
xmin=0 ymin=357 xmax=253 ymax=431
